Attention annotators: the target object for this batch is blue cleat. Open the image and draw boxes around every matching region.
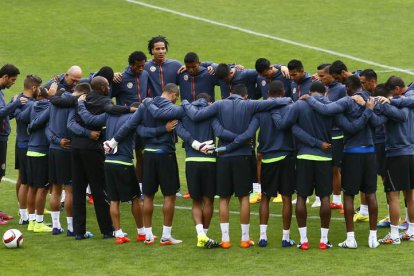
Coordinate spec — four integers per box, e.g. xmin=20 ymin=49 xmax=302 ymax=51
xmin=103 ymin=232 xmax=114 ymax=239
xmin=377 ymin=217 xmax=391 ymax=228
xmin=67 ymin=230 xmax=75 ymax=237
xmin=282 ymin=239 xmax=296 ymax=247
xmin=75 ymin=231 xmax=94 ymax=240
xmin=52 ymin=227 xmax=64 ymax=235
xmin=258 ymin=239 xmax=268 ymax=247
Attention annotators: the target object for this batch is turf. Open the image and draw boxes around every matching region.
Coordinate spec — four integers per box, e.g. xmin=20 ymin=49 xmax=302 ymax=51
xmin=1 ymin=0 xmax=414 ymax=275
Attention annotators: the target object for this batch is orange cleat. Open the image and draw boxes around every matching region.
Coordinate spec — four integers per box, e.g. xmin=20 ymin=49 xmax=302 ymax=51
xmin=330 ymin=202 xmax=343 ymax=209
xmin=115 ymin=236 xmax=131 ymax=244
xmin=136 ymin=234 xmax=146 ymax=242
xmin=182 ymin=192 xmax=191 ymax=199
xmin=240 ymin=240 xmax=254 ymax=248
xmin=220 ymin=241 xmax=231 ymax=249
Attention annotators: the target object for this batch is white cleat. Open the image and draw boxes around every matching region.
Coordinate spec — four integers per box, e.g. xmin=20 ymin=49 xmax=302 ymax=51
xmin=338 ymin=239 xmax=358 ymax=249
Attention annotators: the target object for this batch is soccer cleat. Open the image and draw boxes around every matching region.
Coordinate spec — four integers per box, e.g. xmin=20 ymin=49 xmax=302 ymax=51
xmin=19 ymin=218 xmax=29 ymax=225
xmin=0 ymin=218 xmax=8 ymax=225
xmin=400 ymin=231 xmax=414 ymax=242
xmin=144 ymin=236 xmax=155 ymax=245
xmin=115 ymin=236 xmax=131 ymax=244
xmin=27 ymin=220 xmax=35 ymax=231
xmin=377 ymin=217 xmax=391 ymax=228
xmin=87 ymin=195 xmax=94 ymax=205
xmin=219 ymin=241 xmax=231 ymax=249
xmin=282 ymin=239 xmax=296 ymax=247
xmin=176 ymin=192 xmax=182 ymax=197
xmin=297 ymin=242 xmax=309 ymax=250
xmin=136 ymin=234 xmax=146 ymax=242
xmin=249 ymin=192 xmax=261 ymax=204
xmin=272 ymin=194 xmax=282 ymax=203
xmin=75 ymin=231 xmax=94 ymax=240
xmin=103 ymin=232 xmax=114 ymax=239
xmin=338 ymin=239 xmax=358 ymax=249
xmin=329 ymin=202 xmax=343 ymax=209
xmin=258 ymin=239 xmax=268 ymax=247
xmin=368 ymin=237 xmax=380 ymax=248
xmin=0 ymin=211 xmax=13 ymax=220
xmin=378 ymin=233 xmax=401 ymax=245
xmin=182 ymin=192 xmax=191 ymax=199
xmin=160 ymin=236 xmax=183 ymax=246
xmin=353 ymin=212 xmax=369 ymax=222
xmin=197 ymin=234 xmax=219 ymax=248
xmin=52 ymin=227 xmax=64 ymax=235
xmin=67 ymin=230 xmax=75 ymax=237
xmin=44 ymin=209 xmax=51 ymax=215
xmin=33 ymin=221 xmax=53 ymax=233
xmin=319 ymin=241 xmax=333 ymax=250
xmin=399 ymin=220 xmax=408 ymax=230
xmin=240 ymin=240 xmax=254 ymax=248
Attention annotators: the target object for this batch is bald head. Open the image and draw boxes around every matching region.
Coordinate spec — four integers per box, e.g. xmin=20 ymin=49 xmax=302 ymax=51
xmin=64 ymin=65 xmax=82 ymax=88
xmin=91 ymin=76 xmax=110 ymax=95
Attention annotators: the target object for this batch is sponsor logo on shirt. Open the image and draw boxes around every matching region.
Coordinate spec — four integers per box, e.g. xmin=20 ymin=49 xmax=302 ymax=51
xmin=127 ymin=82 xmax=133 ymax=89
xmin=150 ymin=66 xmax=156 ymax=72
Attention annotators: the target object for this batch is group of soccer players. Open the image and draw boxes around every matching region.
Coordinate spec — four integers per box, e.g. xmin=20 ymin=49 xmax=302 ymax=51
xmin=0 ymin=35 xmax=414 ymax=250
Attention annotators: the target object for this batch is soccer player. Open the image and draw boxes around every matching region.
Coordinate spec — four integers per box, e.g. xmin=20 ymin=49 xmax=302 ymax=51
xmin=182 ymin=84 xmax=291 ymax=248
xmin=376 ymin=76 xmax=414 ymax=244
xmin=317 ymin=64 xmax=347 ymax=211
xmin=144 ymin=35 xmax=182 ymax=97
xmin=43 ymin=65 xmax=83 ymax=92
xmin=255 ymin=58 xmax=291 ymax=99
xmin=302 ymin=76 xmax=381 ymax=248
xmin=0 ymin=64 xmax=26 ymax=225
xmin=328 ymin=60 xmax=361 ymax=84
xmin=47 ymin=83 xmax=92 ymax=236
xmin=273 ymin=82 xmax=334 ymax=250
xmin=13 ymin=75 xmax=41 ymax=225
xmin=287 ymin=59 xmax=312 ymax=102
xmin=68 ymin=76 xmax=132 ymax=240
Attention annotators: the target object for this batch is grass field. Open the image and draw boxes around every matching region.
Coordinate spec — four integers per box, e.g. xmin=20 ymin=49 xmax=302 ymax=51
xmin=1 ymin=0 xmax=414 ymax=275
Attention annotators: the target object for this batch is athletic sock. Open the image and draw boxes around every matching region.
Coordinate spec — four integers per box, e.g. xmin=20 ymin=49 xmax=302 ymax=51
xmin=29 ymin=213 xmax=36 ymax=221
xmin=314 ymin=196 xmax=321 ymax=203
xmin=35 ymin=214 xmax=44 ymax=223
xmin=320 ymin=228 xmax=329 ymax=243
xmin=369 ymin=230 xmax=377 ymax=240
xmin=282 ymin=229 xmax=290 ymax=241
xmin=390 ymin=225 xmax=399 ymax=239
xmin=298 ymin=227 xmax=308 ymax=243
xmin=405 ymin=207 xmax=408 ymax=222
xmin=203 ymin=228 xmax=209 ymax=235
xmin=220 ymin=223 xmax=230 ymax=242
xmin=66 ymin=217 xmax=73 ymax=232
xmin=115 ymin=229 xmax=124 ymax=238
xmin=19 ymin=209 xmax=28 ymax=221
xmin=252 ymin=183 xmax=261 ymax=193
xmin=406 ymin=223 xmax=414 ymax=236
xmin=332 ymin=195 xmax=342 ymax=205
xmin=137 ymin=227 xmax=145 ymax=235
xmin=145 ymin=227 xmax=153 ymax=239
xmin=61 ymin=190 xmax=66 ymax=203
xmin=162 ymin=225 xmax=172 ymax=239
xmin=259 ymin=224 xmax=267 ymax=240
xmin=195 ymin=224 xmax=204 ymax=236
xmin=346 ymin=231 xmax=355 ymax=242
xmin=360 ymin=205 xmax=369 ymax=216
xmin=241 ymin=224 xmax=250 ymax=241
xmin=51 ymin=211 xmax=61 ymax=229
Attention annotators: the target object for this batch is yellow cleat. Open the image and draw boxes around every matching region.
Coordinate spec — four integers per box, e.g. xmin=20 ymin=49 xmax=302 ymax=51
xmin=249 ymin=192 xmax=261 ymax=204
xmin=33 ymin=221 xmax=53 ymax=233
xmin=272 ymin=194 xmax=282 ymax=203
xmin=353 ymin=212 xmax=369 ymax=223
xmin=27 ymin=220 xmax=35 ymax=231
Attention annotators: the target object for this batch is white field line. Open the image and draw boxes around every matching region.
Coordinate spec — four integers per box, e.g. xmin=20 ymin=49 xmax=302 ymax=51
xmin=1 ymin=176 xmax=343 ymax=221
xmin=125 ymin=0 xmax=414 ymax=76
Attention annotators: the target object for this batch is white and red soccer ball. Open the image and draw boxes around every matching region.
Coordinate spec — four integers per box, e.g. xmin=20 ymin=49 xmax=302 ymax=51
xmin=3 ymin=229 xmax=24 ymax=248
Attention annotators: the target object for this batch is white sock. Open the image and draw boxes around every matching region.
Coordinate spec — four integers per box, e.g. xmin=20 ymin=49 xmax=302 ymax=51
xmin=369 ymin=230 xmax=377 ymax=240
xmin=145 ymin=227 xmax=153 ymax=239
xmin=320 ymin=228 xmax=329 ymax=243
xmin=346 ymin=231 xmax=355 ymax=241
xmin=86 ymin=185 xmax=91 ymax=194
xmin=29 ymin=213 xmax=36 ymax=221
xmin=390 ymin=225 xmax=399 ymax=239
xmin=259 ymin=224 xmax=267 ymax=240
xmin=36 ymin=214 xmax=44 ymax=223
xmin=314 ymin=196 xmax=321 ymax=203
xmin=162 ymin=225 xmax=172 ymax=239
xmin=61 ymin=190 xmax=66 ymax=203
xmin=405 ymin=207 xmax=408 ymax=222
xmin=51 ymin=211 xmax=61 ymax=229
xmin=387 ymin=204 xmax=389 ymax=217
xmin=220 ymin=223 xmax=230 ymax=242
xmin=66 ymin=217 xmax=73 ymax=232
xmin=115 ymin=229 xmax=125 ymax=238
xmin=203 ymin=228 xmax=208 ymax=235
xmin=406 ymin=223 xmax=414 ymax=236
xmin=298 ymin=227 xmax=308 ymax=243
xmin=241 ymin=224 xmax=250 ymax=241
xmin=137 ymin=227 xmax=145 ymax=235
xmin=253 ymin=183 xmax=261 ymax=193
xmin=360 ymin=205 xmax=369 ymax=216
xmin=332 ymin=194 xmax=342 ymax=204
xmin=139 ymin=183 xmax=143 ymax=193
xmin=282 ymin=229 xmax=290 ymax=241
xmin=19 ymin=209 xmax=28 ymax=221
xmin=195 ymin=224 xmax=204 ymax=236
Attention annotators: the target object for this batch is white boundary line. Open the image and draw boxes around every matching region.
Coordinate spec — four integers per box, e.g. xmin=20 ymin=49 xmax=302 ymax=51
xmin=125 ymin=0 xmax=414 ymax=76
xmin=2 ymin=176 xmax=343 ymax=221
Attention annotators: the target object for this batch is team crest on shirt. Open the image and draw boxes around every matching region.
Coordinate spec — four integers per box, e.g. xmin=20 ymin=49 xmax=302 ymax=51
xmin=261 ymin=80 xmax=266 ymax=86
xmin=183 ymin=75 xmax=189 ymax=81
xmin=127 ymin=82 xmax=133 ymax=89
xmin=150 ymin=66 xmax=156 ymax=72
xmin=292 ymin=88 xmax=296 ymax=94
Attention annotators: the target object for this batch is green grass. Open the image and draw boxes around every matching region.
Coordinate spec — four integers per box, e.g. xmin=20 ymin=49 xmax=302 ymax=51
xmin=1 ymin=0 xmax=414 ymax=275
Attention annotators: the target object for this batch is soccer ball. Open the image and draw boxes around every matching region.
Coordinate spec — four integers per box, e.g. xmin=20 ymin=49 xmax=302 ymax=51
xmin=3 ymin=229 xmax=24 ymax=248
